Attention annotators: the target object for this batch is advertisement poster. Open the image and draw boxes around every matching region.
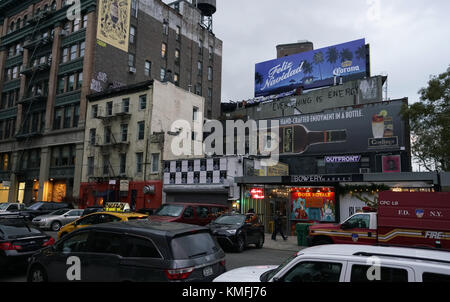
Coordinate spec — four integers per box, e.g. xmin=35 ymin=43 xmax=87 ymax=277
xmin=382 ymin=155 xmax=401 ymax=173
xmin=97 ymin=0 xmax=132 ymax=52
xmin=255 ymin=39 xmax=367 ymax=97
xmin=291 ymin=188 xmax=336 ymax=222
xmin=276 ymin=99 xmax=407 ymax=155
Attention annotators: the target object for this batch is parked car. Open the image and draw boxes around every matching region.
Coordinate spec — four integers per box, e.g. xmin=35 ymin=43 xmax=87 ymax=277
xmin=57 ymin=209 xmax=148 ymax=239
xmin=0 ymin=203 xmax=27 ymax=213
xmin=149 ymin=203 xmax=228 ymax=226
xmin=213 ymin=244 xmax=450 ymax=282
xmin=207 ymin=213 xmax=265 ymax=252
xmin=27 ymin=220 xmax=226 ymax=282
xmin=0 ymin=217 xmax=55 ymax=269
xmin=81 ymin=206 xmax=104 ymax=217
xmin=32 ymin=209 xmax=84 ymax=231
xmin=17 ymin=202 xmax=73 ymax=220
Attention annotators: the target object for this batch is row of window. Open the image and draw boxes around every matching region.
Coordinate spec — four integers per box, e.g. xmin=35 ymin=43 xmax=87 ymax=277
xmin=8 ymin=1 xmax=57 ymax=33
xmin=57 ymin=71 xmax=83 ymax=94
xmin=53 ymin=103 xmax=80 ymax=130
xmin=4 ymin=64 xmax=23 ymax=81
xmin=61 ymin=41 xmax=85 ymax=64
xmin=0 ymin=119 xmax=16 ymax=141
xmin=51 ymin=144 xmax=76 ymax=167
xmin=18 ymin=148 xmax=41 ymax=170
xmin=87 ymin=153 xmax=160 ymax=176
xmin=0 ymin=89 xmax=19 ymax=110
xmin=0 ymin=153 xmax=10 ymax=171
xmin=20 ymin=110 xmax=45 ymax=135
xmin=89 ymin=119 xmax=146 ymax=146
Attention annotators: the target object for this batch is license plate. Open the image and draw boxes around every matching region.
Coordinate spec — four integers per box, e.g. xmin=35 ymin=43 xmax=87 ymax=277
xmin=203 ymin=266 xmax=213 ymax=277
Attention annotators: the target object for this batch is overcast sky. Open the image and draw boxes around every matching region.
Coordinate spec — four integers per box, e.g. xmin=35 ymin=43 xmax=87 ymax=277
xmin=206 ymin=0 xmax=450 ymax=104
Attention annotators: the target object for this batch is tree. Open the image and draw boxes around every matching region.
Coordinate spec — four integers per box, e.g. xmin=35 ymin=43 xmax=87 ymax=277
xmin=255 ymin=72 xmax=263 ymax=86
xmin=355 ymin=45 xmax=366 ymax=61
xmin=401 ymin=66 xmax=450 ymax=171
xmin=313 ymin=51 xmax=324 ymax=80
xmin=302 ymin=60 xmax=313 ymax=75
xmin=340 ymin=48 xmax=354 ymax=62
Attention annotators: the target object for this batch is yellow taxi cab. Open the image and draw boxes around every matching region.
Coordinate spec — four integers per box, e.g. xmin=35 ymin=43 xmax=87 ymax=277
xmin=57 ymin=202 xmax=147 ymax=240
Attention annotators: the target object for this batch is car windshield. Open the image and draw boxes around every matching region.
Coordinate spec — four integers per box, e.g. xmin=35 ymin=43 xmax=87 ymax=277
xmin=27 ymin=203 xmax=43 ymax=210
xmin=171 ymin=231 xmax=220 ymax=259
xmin=260 ymin=253 xmax=299 ymax=282
xmin=0 ymin=204 xmax=10 ymax=210
xmin=0 ymin=218 xmax=42 ymax=239
xmin=50 ymin=209 xmax=69 ymax=216
xmin=154 ymin=205 xmax=184 ymax=217
xmin=213 ymin=215 xmax=245 ymax=225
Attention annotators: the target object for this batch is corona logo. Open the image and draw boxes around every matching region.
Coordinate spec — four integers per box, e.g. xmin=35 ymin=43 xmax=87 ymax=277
xmin=341 ymin=60 xmax=353 ymax=68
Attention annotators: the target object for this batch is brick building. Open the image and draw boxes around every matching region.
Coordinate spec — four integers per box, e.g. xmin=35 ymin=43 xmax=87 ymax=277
xmin=0 ymin=0 xmax=222 ymax=204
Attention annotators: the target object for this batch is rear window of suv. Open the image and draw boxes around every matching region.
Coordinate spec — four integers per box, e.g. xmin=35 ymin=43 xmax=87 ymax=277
xmin=170 ymin=231 xmax=220 ymax=259
xmin=0 ymin=219 xmax=42 ymax=239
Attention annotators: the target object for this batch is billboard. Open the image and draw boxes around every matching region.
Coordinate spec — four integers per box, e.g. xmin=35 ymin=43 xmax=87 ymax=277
xmin=255 ymin=39 xmax=368 ymax=97
xmin=97 ymin=0 xmax=132 ymax=52
xmin=275 ymin=99 xmax=407 ymax=155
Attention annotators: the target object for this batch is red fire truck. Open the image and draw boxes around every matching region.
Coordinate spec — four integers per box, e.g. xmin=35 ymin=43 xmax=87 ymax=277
xmin=307 ymin=191 xmax=450 ymax=250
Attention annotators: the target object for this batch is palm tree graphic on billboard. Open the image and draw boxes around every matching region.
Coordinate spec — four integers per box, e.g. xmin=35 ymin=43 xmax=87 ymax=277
xmin=313 ymin=51 xmax=324 ymax=80
xmin=326 ymin=46 xmax=339 ymax=64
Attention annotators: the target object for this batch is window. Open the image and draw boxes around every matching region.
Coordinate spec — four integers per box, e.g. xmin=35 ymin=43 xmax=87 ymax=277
xmin=89 ymin=129 xmax=96 ymax=145
xmin=208 ymin=66 xmax=213 ymax=81
xmin=139 ymin=95 xmax=147 ymax=110
xmin=161 ymin=43 xmax=167 ymax=58
xmin=193 ymin=107 xmax=199 ymax=121
xmin=350 ymin=265 xmax=408 ymax=282
xmin=119 ymin=154 xmax=126 ymax=174
xmin=63 ymin=107 xmax=72 ymax=128
xmin=281 ymin=261 xmax=342 ymax=282
xmin=53 ymin=108 xmax=62 ymax=130
xmin=131 ymin=0 xmax=138 ymax=18
xmin=73 ymin=17 xmax=80 ymax=32
xmin=198 ymin=39 xmax=203 ymax=55
xmin=73 ymin=104 xmax=80 ymax=127
xmin=70 ymin=44 xmax=78 ymax=60
xmin=195 ymin=83 xmax=202 ymax=96
xmin=90 ymin=232 xmax=124 ymax=255
xmin=137 ymin=121 xmax=145 ymax=140
xmin=183 ymin=206 xmax=194 ymax=218
xmin=62 ymin=47 xmax=69 ymax=63
xmin=196 ymin=206 xmax=209 ymax=219
xmin=58 ymin=77 xmax=66 ymax=94
xmin=163 ymin=22 xmax=168 ymax=35
xmin=120 ymin=124 xmax=128 ymax=142
xmin=82 ymin=15 xmax=88 ymax=29
xmin=175 ymin=49 xmax=180 ymax=64
xmin=151 ymin=153 xmax=160 ymax=173
xmin=124 ymin=236 xmax=161 ymax=258
xmin=145 ymin=61 xmax=151 ymax=76
xmin=80 ymin=41 xmax=85 ymax=57
xmin=176 ymin=26 xmax=181 ymax=40
xmin=92 ymin=105 xmax=98 ymax=118
xmin=87 ymin=157 xmax=94 ymax=175
xmin=106 ymin=101 xmax=113 ymax=116
xmin=58 ymin=232 xmax=90 ymax=253
xmin=136 ymin=153 xmax=143 ymax=173
xmin=174 ymin=73 xmax=179 ymax=86
xmin=122 ymin=98 xmax=129 ymax=113
xmin=51 ymin=1 xmax=57 ymax=11
xmin=130 ymin=26 xmax=136 ymax=44
xmin=104 ymin=126 xmax=111 ymax=144
xmin=344 ymin=214 xmax=371 ymax=229
xmin=68 ymin=74 xmax=75 ymax=91
xmin=422 ymin=273 xmax=450 ymax=282
xmin=197 ymin=61 xmax=203 ymax=74
xmin=77 ymin=72 xmax=83 ymax=89
xmin=160 ymin=68 xmax=166 ymax=81
xmin=128 ymin=54 xmax=135 ymax=67
xmin=103 ymin=155 xmax=110 ymax=175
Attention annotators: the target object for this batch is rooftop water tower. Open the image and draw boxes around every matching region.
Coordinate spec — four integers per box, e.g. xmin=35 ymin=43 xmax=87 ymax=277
xmin=193 ymin=0 xmax=217 ymax=31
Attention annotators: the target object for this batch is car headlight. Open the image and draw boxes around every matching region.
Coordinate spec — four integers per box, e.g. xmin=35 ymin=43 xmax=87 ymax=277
xmin=226 ymin=229 xmax=237 ymax=235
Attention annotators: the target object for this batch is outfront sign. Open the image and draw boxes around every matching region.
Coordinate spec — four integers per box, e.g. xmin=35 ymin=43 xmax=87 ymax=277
xmin=255 ymin=39 xmax=368 ymax=97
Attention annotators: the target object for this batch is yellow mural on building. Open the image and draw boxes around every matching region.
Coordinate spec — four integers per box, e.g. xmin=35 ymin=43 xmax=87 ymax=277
xmin=97 ymin=0 xmax=131 ymax=52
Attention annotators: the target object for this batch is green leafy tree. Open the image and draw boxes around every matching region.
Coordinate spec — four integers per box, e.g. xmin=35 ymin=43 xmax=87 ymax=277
xmin=313 ymin=51 xmax=324 ymax=80
xmin=401 ymin=66 xmax=450 ymax=171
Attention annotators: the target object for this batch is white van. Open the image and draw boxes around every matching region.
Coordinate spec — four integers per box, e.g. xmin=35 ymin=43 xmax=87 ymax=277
xmin=214 ymin=244 xmax=450 ymax=282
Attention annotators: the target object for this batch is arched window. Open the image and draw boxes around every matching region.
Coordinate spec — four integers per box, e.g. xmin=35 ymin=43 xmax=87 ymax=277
xmin=17 ymin=19 xmax=21 ymax=29
xmin=9 ymin=21 xmax=14 ymax=33
xmin=51 ymin=1 xmax=57 ymax=11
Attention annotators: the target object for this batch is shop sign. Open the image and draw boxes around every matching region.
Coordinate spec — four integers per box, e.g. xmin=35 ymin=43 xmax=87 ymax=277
xmin=250 ymin=188 xmax=265 ymax=199
xmin=120 ymin=180 xmax=129 ymax=192
xmin=290 ymin=175 xmax=353 ymax=183
xmin=325 ymin=155 xmax=361 ymax=163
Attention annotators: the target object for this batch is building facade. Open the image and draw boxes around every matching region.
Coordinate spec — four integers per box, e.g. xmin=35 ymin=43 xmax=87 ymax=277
xmin=80 ymin=79 xmax=204 ymax=209
xmin=0 ymin=0 xmax=222 ymax=204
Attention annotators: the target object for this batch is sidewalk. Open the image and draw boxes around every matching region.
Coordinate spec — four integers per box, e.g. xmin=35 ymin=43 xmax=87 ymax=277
xmin=263 ymin=233 xmax=305 ymax=252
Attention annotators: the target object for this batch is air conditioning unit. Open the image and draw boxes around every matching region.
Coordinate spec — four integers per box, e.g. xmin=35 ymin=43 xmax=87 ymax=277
xmin=129 ymin=66 xmax=136 ymax=73
xmin=359 ymin=168 xmax=371 ymax=174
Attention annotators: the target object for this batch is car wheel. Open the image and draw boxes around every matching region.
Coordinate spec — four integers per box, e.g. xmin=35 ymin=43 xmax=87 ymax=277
xmin=51 ymin=221 xmax=61 ymax=232
xmin=235 ymin=235 xmax=245 ymax=253
xmin=28 ymin=265 xmax=48 ymax=282
xmin=255 ymin=233 xmax=264 ymax=249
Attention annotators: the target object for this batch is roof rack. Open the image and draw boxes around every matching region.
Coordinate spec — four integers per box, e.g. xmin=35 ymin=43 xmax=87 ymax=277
xmin=353 ymin=251 xmax=450 ymax=265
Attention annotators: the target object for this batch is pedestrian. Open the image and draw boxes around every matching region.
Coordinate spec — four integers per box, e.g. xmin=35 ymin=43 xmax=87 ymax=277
xmin=272 ymin=211 xmax=287 ymax=241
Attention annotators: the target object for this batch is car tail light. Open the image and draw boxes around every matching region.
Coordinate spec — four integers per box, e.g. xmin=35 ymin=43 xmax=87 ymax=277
xmin=0 ymin=242 xmax=22 ymax=251
xmin=219 ymin=260 xmax=226 ymax=267
xmin=165 ymin=267 xmax=194 ymax=280
xmin=42 ymin=237 xmax=55 ymax=247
